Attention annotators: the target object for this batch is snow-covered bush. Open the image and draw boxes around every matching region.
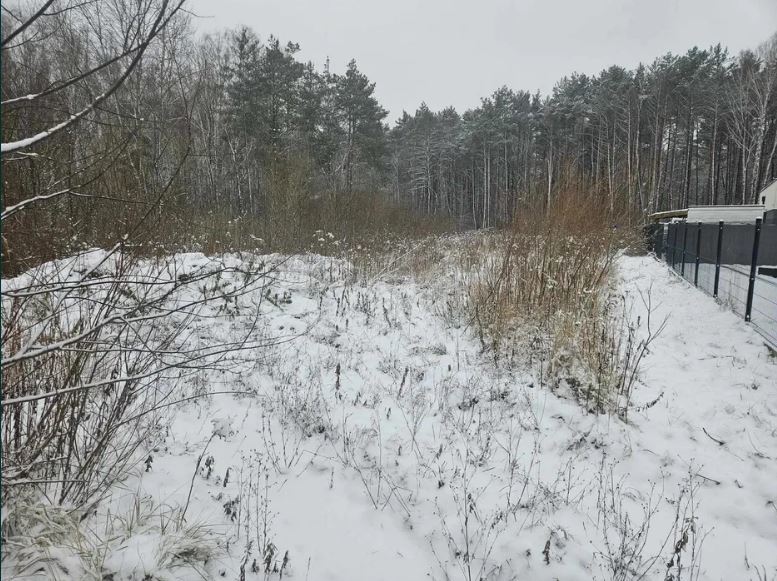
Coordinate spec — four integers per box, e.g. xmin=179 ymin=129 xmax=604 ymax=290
xmin=1 ymin=250 xmax=276 ymax=508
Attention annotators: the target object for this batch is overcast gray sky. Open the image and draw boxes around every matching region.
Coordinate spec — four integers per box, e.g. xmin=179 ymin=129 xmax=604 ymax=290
xmin=189 ymin=0 xmax=777 ymax=123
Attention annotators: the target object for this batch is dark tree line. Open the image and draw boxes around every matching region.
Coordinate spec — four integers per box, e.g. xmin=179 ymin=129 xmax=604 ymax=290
xmin=391 ymin=40 xmax=777 ymax=227
xmin=187 ymin=28 xmax=388 ymax=214
xmin=3 ymin=3 xmax=776 ymax=256
xmin=1 ymin=12 xmax=389 ymax=264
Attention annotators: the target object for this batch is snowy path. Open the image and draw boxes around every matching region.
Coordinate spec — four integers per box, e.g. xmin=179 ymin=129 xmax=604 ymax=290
xmin=612 ymin=256 xmax=777 ymax=580
xmin=111 ymin=252 xmax=776 ymax=581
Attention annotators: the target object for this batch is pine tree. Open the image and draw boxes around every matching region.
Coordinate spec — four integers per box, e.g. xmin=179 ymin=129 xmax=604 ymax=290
xmin=333 ymin=59 xmax=388 ymax=193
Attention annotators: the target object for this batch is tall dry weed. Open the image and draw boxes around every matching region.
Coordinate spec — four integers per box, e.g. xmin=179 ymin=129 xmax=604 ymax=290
xmin=467 ymin=189 xmax=648 ymax=415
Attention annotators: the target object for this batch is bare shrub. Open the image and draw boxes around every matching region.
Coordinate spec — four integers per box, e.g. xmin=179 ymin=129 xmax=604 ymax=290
xmin=466 ymin=189 xmax=655 ymax=415
xmin=1 ymin=248 xmax=276 ymax=509
xmin=593 ymin=465 xmax=706 ymax=581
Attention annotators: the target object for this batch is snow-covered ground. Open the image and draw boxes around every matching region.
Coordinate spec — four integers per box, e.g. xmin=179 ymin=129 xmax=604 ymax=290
xmin=4 ymin=248 xmax=776 ymax=581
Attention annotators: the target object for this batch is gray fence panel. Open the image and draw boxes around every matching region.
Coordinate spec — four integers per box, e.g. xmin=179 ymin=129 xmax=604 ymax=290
xmin=752 ymin=223 xmax=777 ymax=345
xmin=654 ymin=218 xmax=776 ymax=349
xmin=696 ymin=223 xmax=720 ymax=295
xmin=757 ymin=224 xmax=777 ymax=265
xmin=719 ymin=224 xmax=756 ymax=265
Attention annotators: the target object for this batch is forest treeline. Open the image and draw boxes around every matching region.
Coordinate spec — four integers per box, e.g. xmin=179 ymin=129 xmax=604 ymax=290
xmin=395 ymin=41 xmax=777 ymax=227
xmin=2 ymin=3 xmax=776 ymax=271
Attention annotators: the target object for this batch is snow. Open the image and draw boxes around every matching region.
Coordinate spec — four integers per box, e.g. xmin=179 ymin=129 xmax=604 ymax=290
xmin=613 ymin=256 xmax=777 ymax=577
xmin=3 ymin=245 xmax=776 ymax=580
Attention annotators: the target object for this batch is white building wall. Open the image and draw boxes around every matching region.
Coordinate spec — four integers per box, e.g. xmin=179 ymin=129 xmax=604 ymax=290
xmin=758 ymin=179 xmax=777 ymax=210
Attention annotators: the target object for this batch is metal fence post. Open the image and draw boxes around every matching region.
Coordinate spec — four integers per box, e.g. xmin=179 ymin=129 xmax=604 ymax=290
xmin=713 ymin=221 xmax=723 ymax=298
xmin=672 ymin=223 xmax=680 ymax=270
xmin=680 ymin=222 xmax=688 ymax=277
xmin=670 ymin=224 xmax=677 ymax=268
xmin=745 ymin=218 xmax=762 ymax=323
xmin=694 ymin=221 xmax=701 ymax=287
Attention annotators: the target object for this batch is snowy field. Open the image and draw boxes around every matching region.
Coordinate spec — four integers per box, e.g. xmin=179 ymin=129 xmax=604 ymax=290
xmin=3 ymin=248 xmax=776 ymax=581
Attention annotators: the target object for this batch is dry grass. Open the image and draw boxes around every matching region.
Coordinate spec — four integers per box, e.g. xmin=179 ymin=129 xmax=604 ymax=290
xmin=1 ymin=492 xmax=220 ymax=580
xmin=2 ymin=185 xmax=454 ymax=277
xmin=464 ymin=190 xmax=649 ymax=415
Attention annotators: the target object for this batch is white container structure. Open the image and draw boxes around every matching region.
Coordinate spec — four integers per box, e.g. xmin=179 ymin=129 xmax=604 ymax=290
xmin=686 ymin=205 xmax=766 ymax=223
xmin=758 ymin=179 xmax=777 ymax=210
